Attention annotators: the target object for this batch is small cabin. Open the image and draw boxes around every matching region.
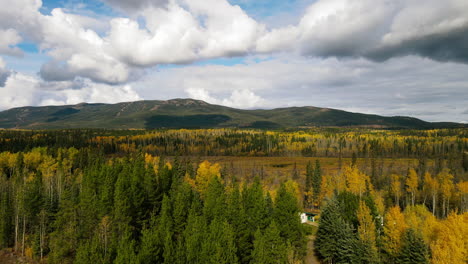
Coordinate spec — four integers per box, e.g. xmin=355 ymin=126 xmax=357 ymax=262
xmin=300 ymin=212 xmax=317 ymax=223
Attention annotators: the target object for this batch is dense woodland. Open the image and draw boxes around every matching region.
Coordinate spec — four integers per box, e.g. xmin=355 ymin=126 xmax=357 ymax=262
xmin=0 ymin=128 xmax=467 ymax=263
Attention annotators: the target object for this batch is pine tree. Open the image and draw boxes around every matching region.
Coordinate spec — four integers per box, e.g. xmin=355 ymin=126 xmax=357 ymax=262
xmin=114 ymin=229 xmax=138 ymax=264
xmin=251 ymin=221 xmax=287 ymax=264
xmin=184 ymin=203 xmax=206 ymax=264
xmin=75 ymin=238 xmax=104 ymax=264
xmin=312 ymin=159 xmax=322 ymax=206
xmin=138 ymin=215 xmax=163 ymax=264
xmin=274 ymin=183 xmax=305 ymax=259
xmin=304 ymin=161 xmax=313 ymax=208
xmin=203 ymin=176 xmax=226 ymax=224
xmin=171 ymin=181 xmax=193 ymax=236
xmin=397 ymin=229 xmax=429 ymax=264
xmin=315 ymin=198 xmax=359 ymax=264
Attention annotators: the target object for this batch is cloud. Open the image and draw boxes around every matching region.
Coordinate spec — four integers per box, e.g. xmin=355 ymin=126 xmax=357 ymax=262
xmin=0 ymin=29 xmax=23 ymax=56
xmin=108 ymin=0 xmax=264 ymax=66
xmin=0 ymin=71 xmax=39 ymax=110
xmin=2 ymin=0 xmax=468 ymax=86
xmin=0 ymin=69 xmax=142 ymax=110
xmin=134 ymin=55 xmax=468 ymax=122
xmin=186 ymin=87 xmax=265 ymax=109
xmin=0 ymin=0 xmax=265 ymax=83
xmin=103 ymin=0 xmax=169 ymax=13
xmin=257 ymin=0 xmax=468 ymax=63
xmin=0 ymin=57 xmax=11 ymax=86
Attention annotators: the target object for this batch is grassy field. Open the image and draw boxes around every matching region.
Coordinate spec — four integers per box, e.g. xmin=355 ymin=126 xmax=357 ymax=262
xmin=172 ymin=156 xmax=424 ymax=188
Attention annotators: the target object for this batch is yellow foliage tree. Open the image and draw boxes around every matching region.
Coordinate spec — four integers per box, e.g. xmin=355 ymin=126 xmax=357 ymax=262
xmin=343 ymin=165 xmax=371 ymax=197
xmin=382 ymin=206 xmax=407 ymax=258
xmin=406 ymin=168 xmax=418 ymax=206
xmin=357 ymin=201 xmax=378 ymax=256
xmin=424 ymin=172 xmax=439 ymax=216
xmin=284 ymin=179 xmax=301 ymax=205
xmin=390 ymin=174 xmax=402 ymax=206
xmin=144 ymin=153 xmax=160 ymax=174
xmin=430 ymin=212 xmax=468 ymax=264
xmin=185 ymin=160 xmax=221 ymax=198
xmin=437 ymin=169 xmax=454 ymax=217
xmin=403 ymin=205 xmax=437 ymax=244
xmin=457 ymin=181 xmax=468 ymax=213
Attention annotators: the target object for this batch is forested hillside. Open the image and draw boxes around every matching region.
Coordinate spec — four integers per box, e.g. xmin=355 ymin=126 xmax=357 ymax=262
xmin=0 ymin=99 xmax=465 ymax=129
xmin=0 ymin=128 xmax=466 ymax=263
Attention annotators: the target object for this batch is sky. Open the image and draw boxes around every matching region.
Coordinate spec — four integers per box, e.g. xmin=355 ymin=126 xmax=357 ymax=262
xmin=0 ymin=0 xmax=467 ymax=122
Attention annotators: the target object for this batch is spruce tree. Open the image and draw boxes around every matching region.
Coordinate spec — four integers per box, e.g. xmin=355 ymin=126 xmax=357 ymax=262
xmin=114 ymin=229 xmax=138 ymax=264
xmin=252 ymin=221 xmax=287 ymax=264
xmin=273 ymin=183 xmax=305 ymax=258
xmin=304 ymin=161 xmax=313 ymax=208
xmin=312 ymin=159 xmax=322 ymax=206
xmin=397 ymin=229 xmax=429 ymax=264
xmin=315 ymin=198 xmax=359 ymax=264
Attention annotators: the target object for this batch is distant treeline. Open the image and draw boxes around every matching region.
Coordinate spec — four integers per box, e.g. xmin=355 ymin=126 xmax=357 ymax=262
xmin=1 ymin=128 xmax=467 ymax=159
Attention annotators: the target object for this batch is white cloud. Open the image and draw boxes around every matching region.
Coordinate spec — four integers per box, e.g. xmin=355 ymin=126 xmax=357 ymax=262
xmin=0 ymin=66 xmax=142 ymax=110
xmin=0 ymin=29 xmax=23 ymax=56
xmin=186 ymin=87 xmax=266 ymax=109
xmin=256 ymin=0 xmax=468 ymax=62
xmin=0 ymin=57 xmax=11 ymax=86
xmin=0 ymin=72 xmax=38 ymax=109
xmin=134 ymin=55 xmax=468 ymax=122
xmin=2 ymin=0 xmax=468 ymax=86
xmin=0 ymin=0 xmax=466 ymax=124
xmin=108 ymin=0 xmax=264 ymax=66
xmin=221 ymin=89 xmax=265 ymax=109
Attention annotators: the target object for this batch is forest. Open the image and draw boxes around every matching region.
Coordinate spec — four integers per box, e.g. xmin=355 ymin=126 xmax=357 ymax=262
xmin=0 ymin=128 xmax=467 ymax=263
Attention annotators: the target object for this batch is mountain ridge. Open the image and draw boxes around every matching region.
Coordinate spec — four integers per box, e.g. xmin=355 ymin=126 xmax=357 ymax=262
xmin=0 ymin=99 xmax=465 ymax=129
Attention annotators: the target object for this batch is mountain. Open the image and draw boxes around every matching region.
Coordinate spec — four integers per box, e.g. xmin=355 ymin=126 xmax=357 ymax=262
xmin=0 ymin=99 xmax=465 ymax=129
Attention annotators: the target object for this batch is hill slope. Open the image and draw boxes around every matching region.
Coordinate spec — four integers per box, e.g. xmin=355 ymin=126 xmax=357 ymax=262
xmin=0 ymin=99 xmax=464 ymax=129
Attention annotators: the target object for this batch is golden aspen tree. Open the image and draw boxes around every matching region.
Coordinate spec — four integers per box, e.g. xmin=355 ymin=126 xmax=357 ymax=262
xmin=39 ymin=155 xmax=58 ymax=204
xmin=319 ymin=174 xmax=334 ymax=206
xmin=424 ymin=172 xmax=439 ymax=216
xmin=430 ymin=212 xmax=468 ymax=264
xmin=437 ymin=169 xmax=454 ymax=218
xmin=457 ymin=181 xmax=468 ymax=213
xmin=144 ymin=153 xmax=160 ymax=174
xmin=390 ymin=174 xmax=402 ymax=206
xmin=382 ymin=206 xmax=407 ymax=258
xmin=185 ymin=160 xmax=221 ymax=198
xmin=403 ymin=205 xmax=437 ymax=245
xmin=284 ymin=179 xmax=301 ymax=204
xmin=357 ymin=201 xmax=378 ymax=255
xmin=343 ymin=165 xmax=369 ymax=197
xmin=373 ymin=191 xmax=386 ymax=216
xmin=406 ymin=168 xmax=418 ymax=206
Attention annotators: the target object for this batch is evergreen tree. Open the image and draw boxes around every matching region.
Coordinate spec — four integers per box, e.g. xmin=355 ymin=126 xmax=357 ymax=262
xmin=184 ymin=202 xmax=206 ymax=264
xmin=0 ymin=173 xmax=12 ymax=248
xmin=312 ymin=159 xmax=322 ymax=206
xmin=274 ymin=183 xmax=305 ymax=258
xmin=315 ymin=198 xmax=360 ymax=264
xmin=114 ymin=229 xmax=138 ymax=264
xmin=251 ymin=222 xmax=287 ymax=264
xmin=203 ymin=176 xmax=226 ymax=223
xmin=304 ymin=161 xmax=313 ymax=208
xmin=397 ymin=229 xmax=429 ymax=264
xmin=138 ymin=215 xmax=163 ymax=264
xmin=75 ymin=238 xmax=104 ymax=264
xmin=171 ymin=181 xmax=193 ymax=236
